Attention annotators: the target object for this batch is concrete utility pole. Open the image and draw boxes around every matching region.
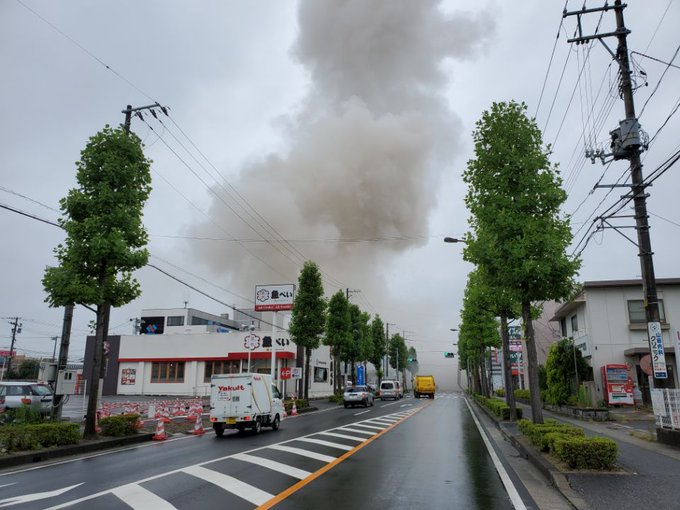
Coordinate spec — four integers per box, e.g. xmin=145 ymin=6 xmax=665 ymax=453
xmin=564 ymin=1 xmax=667 ymax=382
xmin=6 ymin=317 xmax=21 ymax=375
xmin=53 ymin=304 xmax=74 ymax=420
xmin=385 ymin=322 xmax=395 ymax=378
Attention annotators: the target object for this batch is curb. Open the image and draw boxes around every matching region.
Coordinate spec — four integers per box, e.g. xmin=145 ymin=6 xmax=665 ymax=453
xmin=471 ymin=399 xmax=592 ymax=510
xmin=0 ymin=433 xmax=154 ymax=470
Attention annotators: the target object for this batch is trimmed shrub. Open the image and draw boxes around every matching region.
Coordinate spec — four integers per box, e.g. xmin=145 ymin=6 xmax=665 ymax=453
xmin=99 ymin=414 xmax=141 ymax=437
xmin=553 ymin=436 xmax=618 ymax=469
xmin=514 ymin=389 xmax=531 ymax=400
xmin=528 ymin=425 xmax=584 ymax=451
xmin=475 ymin=394 xmax=523 ymax=420
xmin=495 ymin=388 xmax=505 ymax=397
xmin=328 ymin=394 xmax=343 ymax=403
xmin=0 ymin=422 xmax=80 ymax=452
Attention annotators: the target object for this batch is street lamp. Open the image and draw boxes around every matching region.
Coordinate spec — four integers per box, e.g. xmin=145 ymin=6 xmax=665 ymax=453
xmin=247 ymin=324 xmax=255 ymax=373
xmin=443 ymin=237 xmax=466 ymax=244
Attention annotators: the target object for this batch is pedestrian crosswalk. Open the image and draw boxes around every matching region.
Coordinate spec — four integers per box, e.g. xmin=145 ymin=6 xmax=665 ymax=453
xmin=50 ymin=409 xmax=419 ymax=509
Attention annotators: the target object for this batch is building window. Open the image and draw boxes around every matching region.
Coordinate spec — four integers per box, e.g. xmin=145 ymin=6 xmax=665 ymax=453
xmin=560 ymin=318 xmax=567 ymax=338
xmin=167 ymin=316 xmax=184 ymax=327
xmin=150 ymin=362 xmax=185 ymax=383
xmin=314 ymin=367 xmax=328 ymax=383
xmin=204 ymin=361 xmax=240 ymax=382
xmin=627 ymin=299 xmax=666 ymax=323
xmin=570 ymin=315 xmax=578 ymax=334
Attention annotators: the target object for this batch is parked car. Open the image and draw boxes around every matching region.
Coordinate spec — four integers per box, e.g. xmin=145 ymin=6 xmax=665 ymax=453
xmin=379 ymin=380 xmax=402 ymax=400
xmin=343 ymin=385 xmax=374 ymax=408
xmin=0 ymin=382 xmax=54 ymax=415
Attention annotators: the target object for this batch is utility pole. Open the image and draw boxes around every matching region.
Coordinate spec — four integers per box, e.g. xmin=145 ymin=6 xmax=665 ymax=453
xmin=564 ymin=1 xmax=666 ymax=382
xmin=53 ymin=304 xmax=74 ymax=420
xmin=5 ymin=317 xmax=21 ymax=375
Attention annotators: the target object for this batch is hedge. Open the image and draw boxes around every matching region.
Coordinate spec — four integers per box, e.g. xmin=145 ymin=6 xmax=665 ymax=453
xmin=99 ymin=414 xmax=142 ymax=437
xmin=474 ymin=394 xmax=523 ymax=420
xmin=518 ymin=419 xmax=618 ymax=469
xmin=0 ymin=422 xmax=80 ymax=452
xmin=514 ymin=389 xmax=531 ymax=400
xmin=553 ymin=436 xmax=618 ymax=469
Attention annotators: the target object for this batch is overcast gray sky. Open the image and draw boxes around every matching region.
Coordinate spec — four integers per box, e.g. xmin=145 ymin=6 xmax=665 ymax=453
xmin=2 ymin=0 xmax=679 ymax=390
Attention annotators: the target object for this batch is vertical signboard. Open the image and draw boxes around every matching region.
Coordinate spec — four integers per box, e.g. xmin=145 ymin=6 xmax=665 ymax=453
xmin=356 ymin=365 xmax=365 ymax=386
xmin=648 ymin=322 xmax=667 ymax=379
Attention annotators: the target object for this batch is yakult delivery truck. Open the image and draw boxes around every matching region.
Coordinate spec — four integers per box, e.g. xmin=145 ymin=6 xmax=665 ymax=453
xmin=209 ymin=373 xmax=285 ymax=436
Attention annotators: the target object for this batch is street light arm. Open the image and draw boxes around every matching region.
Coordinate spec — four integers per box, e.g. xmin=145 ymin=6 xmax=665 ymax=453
xmin=443 ymin=237 xmax=466 ymax=244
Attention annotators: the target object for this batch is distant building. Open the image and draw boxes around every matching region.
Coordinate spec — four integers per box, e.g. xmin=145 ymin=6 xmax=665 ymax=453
xmin=83 ymin=308 xmax=334 ymax=398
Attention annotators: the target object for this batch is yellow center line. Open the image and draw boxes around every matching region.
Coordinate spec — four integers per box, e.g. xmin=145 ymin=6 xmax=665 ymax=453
xmin=256 ymin=402 xmax=431 ymax=510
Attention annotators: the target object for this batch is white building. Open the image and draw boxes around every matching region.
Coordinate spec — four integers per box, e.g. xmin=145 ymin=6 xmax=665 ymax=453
xmin=550 ymin=278 xmax=680 ymax=405
xmin=84 ymin=308 xmax=334 ymax=399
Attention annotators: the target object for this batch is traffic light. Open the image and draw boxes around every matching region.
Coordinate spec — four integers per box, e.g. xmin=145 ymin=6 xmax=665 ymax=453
xmin=444 ymin=352 xmax=455 ymax=358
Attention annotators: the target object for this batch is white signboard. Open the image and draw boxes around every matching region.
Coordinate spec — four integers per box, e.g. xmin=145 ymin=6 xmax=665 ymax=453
xmin=291 ymin=367 xmax=302 ymax=379
xmin=651 ymin=389 xmax=667 ymax=417
xmin=648 ymin=321 xmax=668 ymax=379
xmin=255 ymin=284 xmax=295 ymax=311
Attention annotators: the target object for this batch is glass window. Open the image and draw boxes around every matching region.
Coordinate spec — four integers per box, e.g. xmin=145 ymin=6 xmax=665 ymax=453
xmin=628 ymin=299 xmax=666 ymax=323
xmin=272 ymin=385 xmax=282 ymax=399
xmin=204 ymin=361 xmax=240 ymax=382
xmin=150 ymin=362 xmax=185 ymax=383
xmin=560 ymin=318 xmax=567 ymax=338
xmin=570 ymin=315 xmax=578 ymax=333
xmin=167 ymin=316 xmax=184 ymax=327
xmin=314 ymin=367 xmax=328 ymax=383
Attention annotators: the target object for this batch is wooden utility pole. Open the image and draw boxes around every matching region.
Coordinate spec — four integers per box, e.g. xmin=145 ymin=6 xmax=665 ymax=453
xmin=5 ymin=317 xmax=21 ymax=375
xmin=564 ymin=1 xmax=666 ymax=382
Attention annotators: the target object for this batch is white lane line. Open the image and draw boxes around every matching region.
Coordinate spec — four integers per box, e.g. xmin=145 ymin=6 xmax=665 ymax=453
xmin=464 ymin=399 xmax=527 ymax=510
xmin=183 ymin=465 xmax=272 ymax=506
xmin=111 ymin=483 xmax=177 ymax=510
xmin=353 ymin=410 xmax=371 ymax=416
xmin=366 ymin=419 xmax=395 ymax=425
xmin=268 ymin=444 xmax=336 ymax=463
xmin=337 ymin=427 xmax=374 ymax=435
xmin=316 ymin=431 xmax=365 ymax=442
xmin=231 ymin=453 xmax=310 ymax=480
xmin=351 ymin=423 xmax=386 ymax=431
xmin=295 ymin=437 xmax=354 ymax=451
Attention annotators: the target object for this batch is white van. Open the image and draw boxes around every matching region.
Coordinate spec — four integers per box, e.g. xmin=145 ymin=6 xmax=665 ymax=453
xmin=379 ymin=380 xmax=402 ymax=400
xmin=209 ymin=373 xmax=285 ymax=436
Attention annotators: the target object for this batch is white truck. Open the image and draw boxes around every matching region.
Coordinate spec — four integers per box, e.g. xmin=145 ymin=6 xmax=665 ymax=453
xmin=209 ymin=373 xmax=285 ymax=436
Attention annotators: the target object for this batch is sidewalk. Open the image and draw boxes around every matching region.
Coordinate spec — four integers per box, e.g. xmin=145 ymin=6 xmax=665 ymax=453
xmin=486 ymin=401 xmax=680 ymax=510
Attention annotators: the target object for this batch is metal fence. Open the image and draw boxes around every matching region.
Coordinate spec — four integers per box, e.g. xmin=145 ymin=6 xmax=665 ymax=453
xmin=651 ymin=388 xmax=680 ymax=430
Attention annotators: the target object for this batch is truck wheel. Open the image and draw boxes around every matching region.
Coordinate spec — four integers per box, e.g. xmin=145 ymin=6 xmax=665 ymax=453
xmin=213 ymin=423 xmax=225 ymax=437
xmin=271 ymin=415 xmax=280 ymax=431
xmin=253 ymin=420 xmax=262 ymax=434
xmin=344 ymin=403 xmax=349 ymax=408
xmin=414 ymin=392 xmax=419 ymax=398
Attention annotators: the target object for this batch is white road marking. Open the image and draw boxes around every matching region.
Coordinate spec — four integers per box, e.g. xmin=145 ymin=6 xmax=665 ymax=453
xmin=269 ymin=444 xmax=336 ymax=463
xmin=295 ymin=437 xmax=354 ymax=451
xmin=0 ymin=483 xmax=83 ymax=508
xmin=464 ymin=398 xmax=527 ymax=510
xmin=183 ymin=465 xmax=272 ymax=506
xmin=337 ymin=427 xmax=375 ymax=435
xmin=111 ymin=483 xmax=177 ymax=509
xmin=316 ymin=431 xmax=365 ymax=442
xmin=365 ymin=419 xmax=394 ymax=425
xmin=231 ymin=453 xmax=310 ymax=479
xmin=353 ymin=409 xmax=371 ymax=416
xmin=350 ymin=423 xmax=385 ymax=431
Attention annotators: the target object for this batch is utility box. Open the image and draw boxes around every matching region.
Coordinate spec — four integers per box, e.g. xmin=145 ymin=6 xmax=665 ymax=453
xmin=56 ymin=369 xmax=78 ymax=395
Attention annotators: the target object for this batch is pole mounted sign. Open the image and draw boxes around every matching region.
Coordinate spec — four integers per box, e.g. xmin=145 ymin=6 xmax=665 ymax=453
xmin=648 ymin=321 xmax=667 ymax=379
xmin=255 ymin=284 xmax=295 ymax=312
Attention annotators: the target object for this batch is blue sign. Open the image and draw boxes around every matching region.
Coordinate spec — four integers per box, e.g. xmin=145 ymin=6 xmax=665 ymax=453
xmin=356 ymin=365 xmax=365 ymax=386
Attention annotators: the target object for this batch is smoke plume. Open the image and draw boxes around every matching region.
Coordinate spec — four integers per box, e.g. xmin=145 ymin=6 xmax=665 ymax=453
xmin=190 ymin=0 xmax=494 ymax=302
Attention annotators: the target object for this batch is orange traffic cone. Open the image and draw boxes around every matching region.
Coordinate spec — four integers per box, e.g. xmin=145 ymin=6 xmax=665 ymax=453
xmin=192 ymin=411 xmax=205 ymax=435
xmin=152 ymin=419 xmax=167 ymax=441
xmin=290 ymin=401 xmax=298 ymax=416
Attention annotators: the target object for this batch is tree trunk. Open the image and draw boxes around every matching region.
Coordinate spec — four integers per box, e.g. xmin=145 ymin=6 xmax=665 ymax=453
xmin=500 ymin=314 xmax=517 ymax=420
xmin=304 ymin=347 xmax=311 ymax=400
xmin=522 ymin=300 xmax=544 ymax=423
xmin=334 ymin=354 xmax=341 ymax=394
xmin=479 ymin=348 xmax=489 ymax=397
xmin=84 ymin=303 xmax=107 ymax=438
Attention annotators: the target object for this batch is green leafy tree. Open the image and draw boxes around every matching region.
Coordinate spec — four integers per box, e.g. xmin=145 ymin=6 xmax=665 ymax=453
xmin=544 ymin=338 xmax=591 ymax=405
xmin=462 ymin=101 xmax=580 ymax=423
xmin=325 ymin=290 xmax=351 ymax=394
xmin=368 ymin=315 xmax=386 ymax=383
xmin=289 ymin=261 xmax=327 ymax=400
xmin=388 ymin=333 xmax=408 ymax=386
xmin=344 ymin=304 xmax=370 ymax=383
xmin=42 ymin=125 xmax=152 ymax=438
xmin=16 ymin=359 xmax=41 ymax=380
xmin=458 ymin=270 xmax=501 ymax=397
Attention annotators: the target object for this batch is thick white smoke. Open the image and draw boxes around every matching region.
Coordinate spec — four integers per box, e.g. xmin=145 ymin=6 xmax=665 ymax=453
xmin=190 ymin=0 xmax=494 ymax=299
